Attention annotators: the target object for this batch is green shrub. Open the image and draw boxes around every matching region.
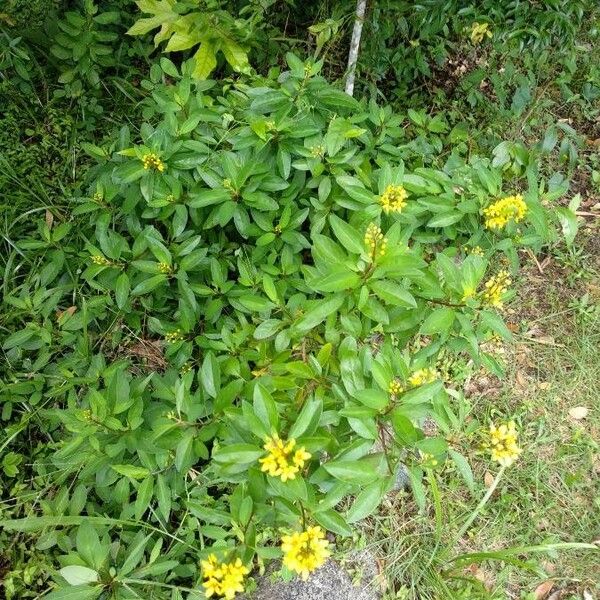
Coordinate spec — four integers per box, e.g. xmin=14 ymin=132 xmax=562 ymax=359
xmin=0 ymin=53 xmax=576 ymax=598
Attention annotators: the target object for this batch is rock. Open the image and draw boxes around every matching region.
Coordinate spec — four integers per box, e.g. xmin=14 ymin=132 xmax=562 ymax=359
xmin=241 ymin=551 xmax=381 ymax=600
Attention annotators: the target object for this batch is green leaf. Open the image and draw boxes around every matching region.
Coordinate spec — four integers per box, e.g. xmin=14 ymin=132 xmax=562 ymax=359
xmin=420 ymin=308 xmax=455 ymax=335
xmin=134 ymin=476 xmax=154 ymax=520
xmin=346 ymin=479 xmax=388 ymax=523
xmin=328 ymin=214 xmax=364 ymax=254
xmin=114 ymin=272 xmax=130 ymax=309
xmin=295 ymin=295 xmax=344 ymax=332
xmin=201 ymin=351 xmax=221 ymax=398
xmin=43 ymin=587 xmax=103 ymax=600
xmin=131 ymin=274 xmax=167 ymax=296
xmin=448 ymin=449 xmax=474 ymax=494
xmin=253 ymin=384 xmax=279 ymax=433
xmin=323 ymin=456 xmax=382 ymax=485
xmin=111 ymin=465 xmax=151 ymax=479
xmin=370 ymin=280 xmax=417 ymax=308
xmin=193 ymin=40 xmax=217 ymax=80
xmin=313 ymin=508 xmax=353 ymax=536
xmin=59 ymin=565 xmax=99 ymax=586
xmin=351 ymin=389 xmax=389 ymax=410
xmin=310 ymin=270 xmax=361 ymax=292
xmin=213 ymin=444 xmax=264 ymax=464
xmin=401 ymin=381 xmax=443 ymax=405
xmin=288 ymin=397 xmax=323 ymax=439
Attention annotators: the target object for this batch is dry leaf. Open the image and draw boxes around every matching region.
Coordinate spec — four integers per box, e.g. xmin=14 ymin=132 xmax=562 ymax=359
xmin=484 ymin=472 xmax=494 ymax=488
xmin=45 ymin=210 xmax=54 ymax=229
xmin=568 ymin=406 xmax=589 ymax=420
xmin=537 ymin=381 xmax=551 ymax=390
xmin=534 ymin=580 xmax=554 ymax=599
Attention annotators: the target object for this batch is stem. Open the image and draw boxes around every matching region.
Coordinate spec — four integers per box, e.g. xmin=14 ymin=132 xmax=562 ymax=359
xmin=455 ymin=466 xmax=506 ymax=541
xmin=413 ymin=294 xmax=467 ymax=308
xmin=345 ymin=0 xmax=367 ymax=96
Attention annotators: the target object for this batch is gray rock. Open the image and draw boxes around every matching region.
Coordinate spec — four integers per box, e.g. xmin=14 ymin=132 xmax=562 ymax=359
xmin=241 ymin=552 xmax=381 ymax=600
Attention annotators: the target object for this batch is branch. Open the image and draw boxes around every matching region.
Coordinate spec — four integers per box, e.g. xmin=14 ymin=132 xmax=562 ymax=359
xmin=345 ymin=0 xmax=367 ymax=96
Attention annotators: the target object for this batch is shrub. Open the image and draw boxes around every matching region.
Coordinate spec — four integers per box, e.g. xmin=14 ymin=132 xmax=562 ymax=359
xmin=1 ymin=53 xmax=575 ymax=597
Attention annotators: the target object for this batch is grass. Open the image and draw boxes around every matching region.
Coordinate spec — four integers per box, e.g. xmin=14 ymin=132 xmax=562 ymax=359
xmin=355 ymin=235 xmax=600 ymax=599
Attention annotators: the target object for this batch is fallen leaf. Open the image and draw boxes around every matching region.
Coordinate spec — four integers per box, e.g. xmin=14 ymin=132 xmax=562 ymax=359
xmin=534 ymin=580 xmax=554 ymax=599
xmin=568 ymin=406 xmax=589 ymax=420
xmin=484 ymin=472 xmax=494 ymax=488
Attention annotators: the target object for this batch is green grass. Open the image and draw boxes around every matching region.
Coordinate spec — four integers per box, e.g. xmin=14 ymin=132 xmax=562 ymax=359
xmin=355 ymin=240 xmax=600 ymax=599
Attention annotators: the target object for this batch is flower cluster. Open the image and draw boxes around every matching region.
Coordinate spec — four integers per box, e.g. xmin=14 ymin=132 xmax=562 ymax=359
xmin=482 ymin=269 xmax=511 ymax=309
xmin=91 ymin=255 xmax=111 ymax=266
xmin=158 ymin=262 xmax=173 ymax=274
xmin=483 ymin=195 xmax=527 ymax=230
xmin=310 ymin=144 xmax=325 ymax=158
xmin=141 ymin=152 xmax=165 ymax=172
xmin=469 ymin=245 xmax=484 ymax=256
xmin=420 ymin=452 xmax=439 ymax=467
xmin=489 ymin=421 xmax=521 ymax=467
xmin=364 ymin=223 xmax=388 ymax=258
xmin=201 ymin=555 xmax=249 ymax=599
xmin=281 ymin=526 xmax=330 ymax=580
xmin=259 ymin=434 xmax=311 ymax=481
xmin=388 ymin=379 xmax=404 ymax=396
xmin=408 ymin=368 xmax=438 ymax=387
xmin=470 ymin=22 xmax=492 ymax=44
xmin=164 ymin=329 xmax=184 ymax=343
xmin=379 ymin=184 xmax=408 ymax=214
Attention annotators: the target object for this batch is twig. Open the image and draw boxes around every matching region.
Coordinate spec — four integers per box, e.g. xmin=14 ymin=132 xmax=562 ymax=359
xmin=345 ymin=0 xmax=367 ymax=96
xmin=526 ymin=248 xmax=544 ymax=275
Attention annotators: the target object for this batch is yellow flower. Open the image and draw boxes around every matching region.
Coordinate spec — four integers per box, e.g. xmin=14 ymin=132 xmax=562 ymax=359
xmin=158 ymin=262 xmax=172 ymax=274
xmin=488 ymin=421 xmax=521 ymax=467
xmin=164 ymin=329 xmax=184 ymax=343
xmin=461 ymin=285 xmax=476 ymax=302
xmin=469 ymin=245 xmax=484 ymax=256
xmin=281 ymin=526 xmax=330 ymax=580
xmin=420 ymin=452 xmax=438 ymax=467
xmin=470 ymin=22 xmax=492 ymax=44
xmin=364 ymin=223 xmax=388 ymax=258
xmin=388 ymin=379 xmax=404 ymax=396
xmin=408 ymin=368 xmax=438 ymax=387
xmin=483 ymin=195 xmax=527 ymax=230
xmin=310 ymin=145 xmax=325 ymax=158
xmin=259 ymin=434 xmax=311 ymax=482
xmin=379 ymin=184 xmax=408 ymax=214
xmin=91 ymin=255 xmax=111 ymax=266
xmin=142 ymin=152 xmax=165 ymax=172
xmin=481 ymin=269 xmax=511 ymax=309
xmin=201 ymin=554 xmax=249 ymax=600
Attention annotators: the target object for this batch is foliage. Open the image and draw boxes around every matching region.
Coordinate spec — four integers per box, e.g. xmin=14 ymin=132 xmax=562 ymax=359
xmin=127 ymin=0 xmax=276 ymax=79
xmin=1 ymin=0 xmax=599 ymax=598
xmin=0 ymin=47 xmax=580 ymax=598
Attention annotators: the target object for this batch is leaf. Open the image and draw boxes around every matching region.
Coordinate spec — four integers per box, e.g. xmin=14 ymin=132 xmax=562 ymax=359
xmin=313 ymin=508 xmax=353 ymax=536
xmin=193 ymin=40 xmax=217 ymax=80
xmin=328 ymin=214 xmax=364 ymax=254
xmin=420 ymin=308 xmax=455 ymax=335
xmin=346 ymin=480 xmax=388 ymax=523
xmin=288 ymin=397 xmax=323 ymax=439
xmin=43 ymin=587 xmax=103 ymax=600
xmin=59 ymin=565 xmax=99 ymax=586
xmin=533 ymin=581 xmax=555 ymax=600
xmin=295 ymin=295 xmax=344 ymax=332
xmin=310 ymin=270 xmax=361 ymax=293
xmin=212 ymin=444 xmax=264 ymax=464
xmin=111 ymin=465 xmax=151 ymax=479
xmin=131 ymin=274 xmax=167 ymax=296
xmin=323 ymin=456 xmax=381 ymax=485
xmin=370 ymin=280 xmax=417 ymax=308
xmin=114 ymin=272 xmax=130 ymax=309
xmin=201 ymin=352 xmax=220 ymax=398
xmin=448 ymin=449 xmax=474 ymax=493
